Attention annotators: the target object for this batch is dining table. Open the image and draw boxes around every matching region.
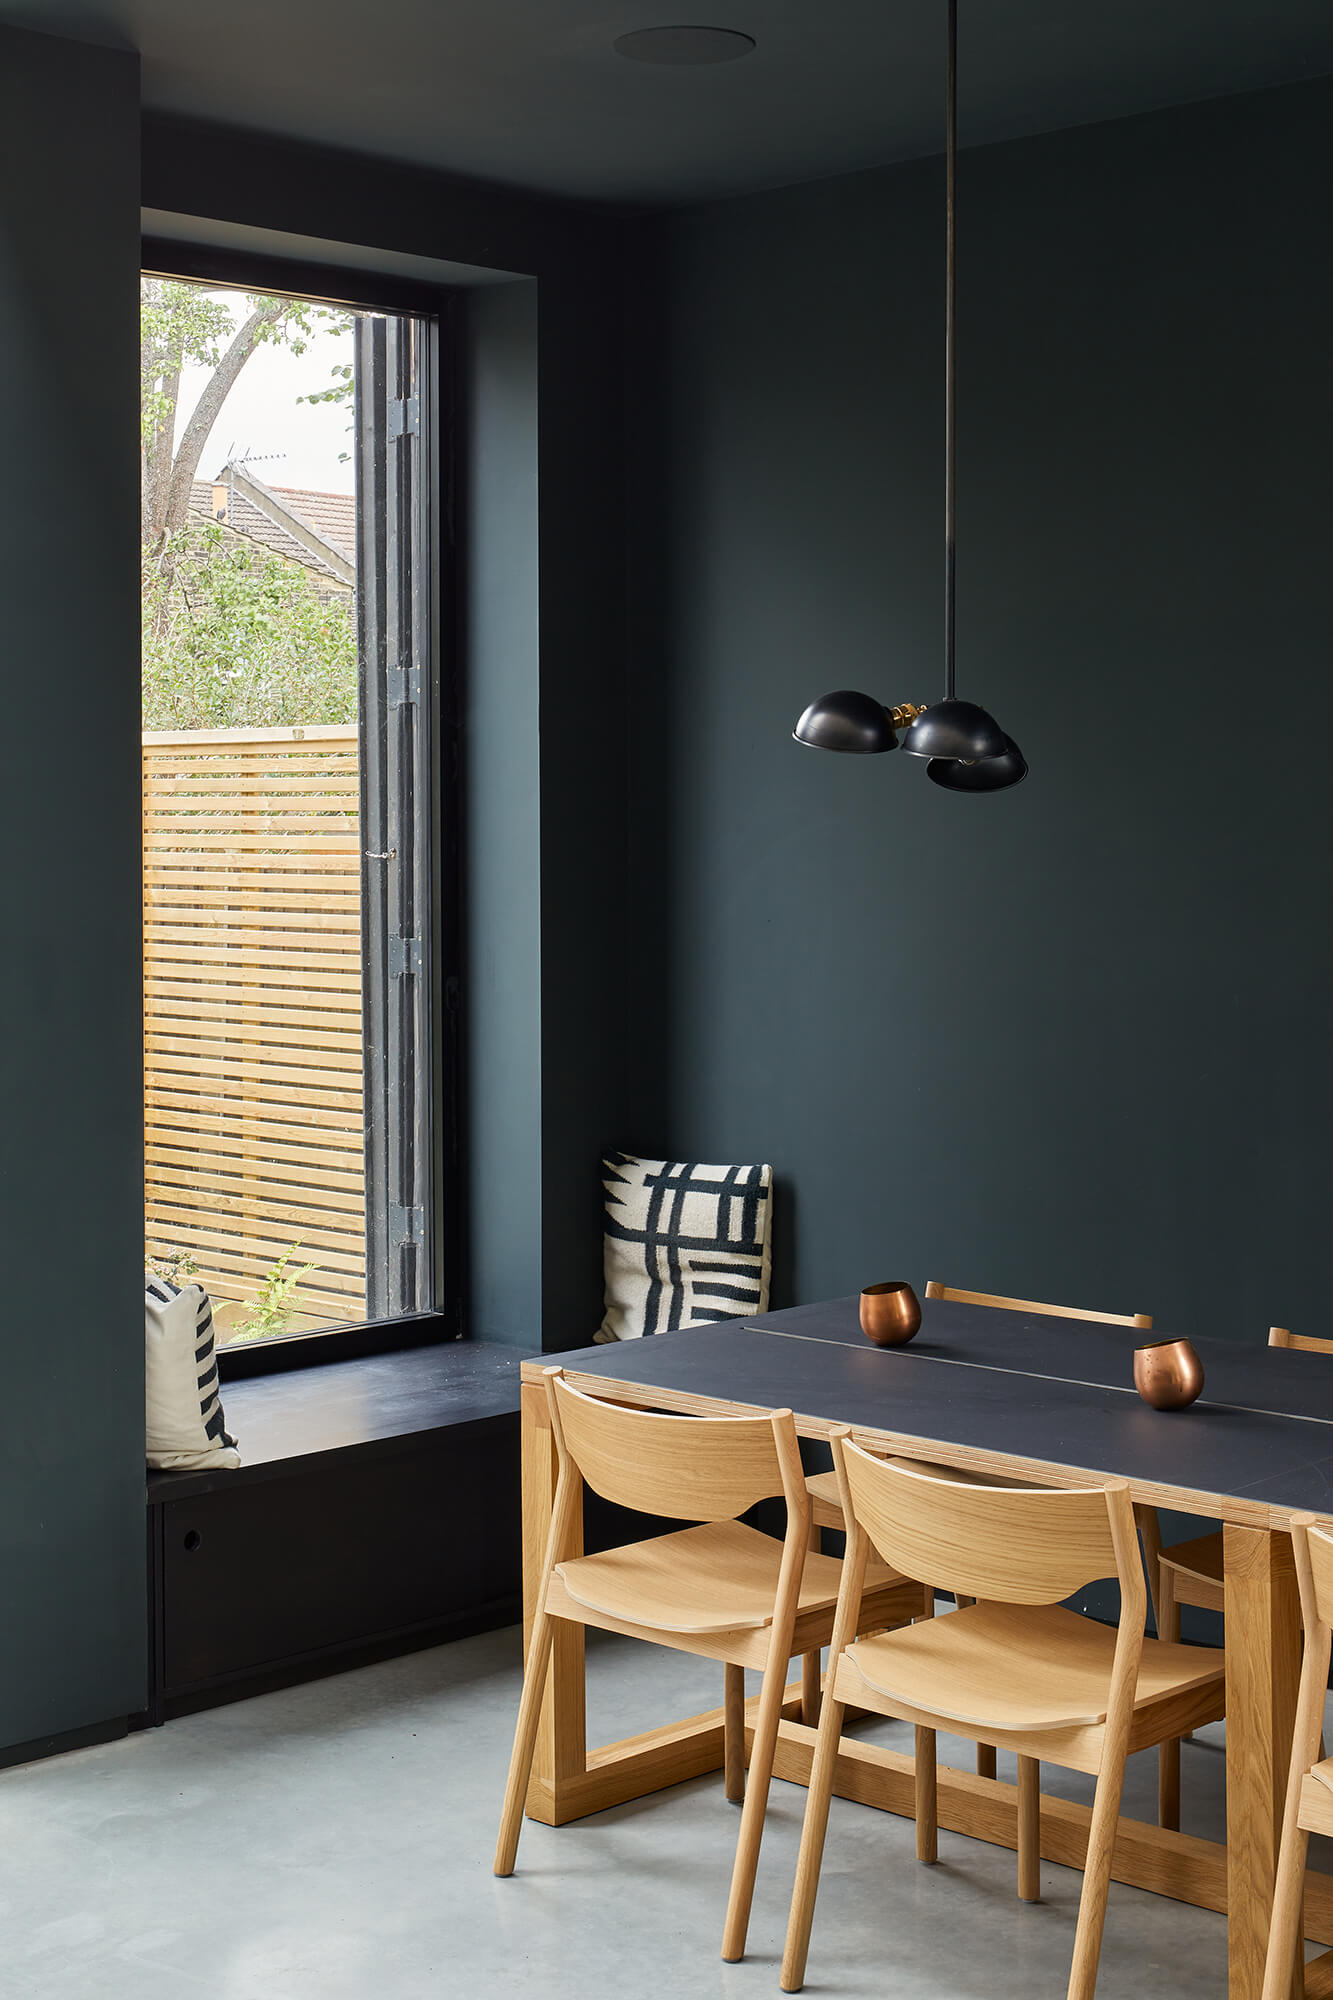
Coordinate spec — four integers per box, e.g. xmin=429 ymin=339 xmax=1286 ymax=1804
xmin=518 ymin=1293 xmax=1333 ymax=1999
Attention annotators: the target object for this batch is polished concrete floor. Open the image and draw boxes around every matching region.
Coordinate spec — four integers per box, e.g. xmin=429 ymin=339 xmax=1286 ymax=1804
xmin=0 ymin=1623 xmax=1323 ymax=1999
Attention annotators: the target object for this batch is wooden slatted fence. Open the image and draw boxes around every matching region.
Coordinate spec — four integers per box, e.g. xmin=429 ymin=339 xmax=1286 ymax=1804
xmin=143 ymin=725 xmax=367 ymax=1332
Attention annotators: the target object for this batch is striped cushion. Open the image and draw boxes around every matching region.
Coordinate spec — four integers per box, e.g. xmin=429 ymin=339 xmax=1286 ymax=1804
xmin=596 ymin=1153 xmax=772 ymax=1342
xmin=145 ymin=1277 xmax=241 ymax=1471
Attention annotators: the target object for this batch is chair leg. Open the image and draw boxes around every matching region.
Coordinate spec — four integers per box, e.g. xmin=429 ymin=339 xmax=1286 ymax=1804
xmin=802 ymin=1517 xmax=822 ymax=1725
xmin=1066 ymin=1749 xmax=1129 ymax=2000
xmin=493 ymin=1610 xmax=557 ymax=1877
xmin=721 ymin=1642 xmax=793 ymax=1961
xmin=915 ymin=1726 xmax=938 ymax=1864
xmin=781 ymin=1692 xmax=848 ymax=1992
xmin=724 ymin=1662 xmax=746 ymax=1803
xmin=801 ymin=1648 xmax=822 ymax=1727
xmin=1157 ymin=1566 xmax=1181 ymax=1832
xmin=1260 ymin=1819 xmax=1309 ymax=2000
xmin=954 ymin=1595 xmax=998 ymax=1777
xmin=948 ymin=1600 xmax=992 ymax=1776
xmin=1017 ymin=1755 xmax=1041 ymax=1902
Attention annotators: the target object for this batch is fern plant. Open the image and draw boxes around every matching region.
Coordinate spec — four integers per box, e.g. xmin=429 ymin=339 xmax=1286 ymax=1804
xmin=228 ymin=1243 xmax=317 ymax=1343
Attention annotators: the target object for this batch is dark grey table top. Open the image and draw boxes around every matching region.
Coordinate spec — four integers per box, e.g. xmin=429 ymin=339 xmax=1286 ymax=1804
xmin=537 ymin=1311 xmax=1333 ymax=1524
xmin=740 ymin=1294 xmax=1333 ymax=1427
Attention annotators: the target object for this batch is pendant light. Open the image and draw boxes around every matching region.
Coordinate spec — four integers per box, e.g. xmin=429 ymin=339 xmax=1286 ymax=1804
xmin=792 ymin=0 xmax=1026 ymax=793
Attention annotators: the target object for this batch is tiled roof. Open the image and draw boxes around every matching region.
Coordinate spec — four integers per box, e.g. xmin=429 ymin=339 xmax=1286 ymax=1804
xmin=189 ymin=473 xmax=355 ymax=582
xmin=270 ymin=487 xmax=356 ymax=564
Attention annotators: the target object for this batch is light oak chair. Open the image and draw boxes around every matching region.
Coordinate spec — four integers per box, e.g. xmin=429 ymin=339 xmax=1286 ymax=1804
xmin=494 ymin=1367 xmax=930 ymax=1963
xmin=1261 ymin=1510 xmax=1333 ymax=2000
xmin=781 ymin=1439 xmax=1228 ymax=2000
xmin=806 ymin=1281 xmax=1158 ymax=1784
xmin=1156 ymin=1326 xmax=1327 ymax=1829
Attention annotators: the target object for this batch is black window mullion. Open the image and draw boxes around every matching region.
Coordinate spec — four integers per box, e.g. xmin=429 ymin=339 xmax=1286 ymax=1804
xmin=380 ymin=317 xmax=433 ymax=1318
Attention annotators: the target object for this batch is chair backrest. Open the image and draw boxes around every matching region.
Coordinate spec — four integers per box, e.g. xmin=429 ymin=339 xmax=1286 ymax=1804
xmin=1291 ymin=1515 xmax=1333 ymax=1632
xmin=924 ymin=1280 xmax=1151 ymax=1329
xmin=1287 ymin=1515 xmax=1333 ymax=1791
xmin=546 ymin=1370 xmax=802 ymax=1523
xmin=1269 ymin=1326 xmax=1333 ymax=1355
xmin=837 ymin=1436 xmax=1134 ymax=1608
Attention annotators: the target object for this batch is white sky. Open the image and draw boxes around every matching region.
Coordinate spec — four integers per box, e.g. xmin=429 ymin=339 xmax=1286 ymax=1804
xmin=173 ymin=288 xmax=361 ymax=497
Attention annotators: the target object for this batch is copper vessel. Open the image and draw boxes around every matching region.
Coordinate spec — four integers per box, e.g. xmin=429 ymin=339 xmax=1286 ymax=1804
xmin=860 ymin=1281 xmax=922 ymax=1347
xmin=1134 ymin=1337 xmax=1205 ymax=1411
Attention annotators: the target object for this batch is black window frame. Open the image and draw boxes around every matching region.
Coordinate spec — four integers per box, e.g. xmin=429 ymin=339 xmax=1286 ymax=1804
xmin=140 ymin=238 xmax=462 ymax=1378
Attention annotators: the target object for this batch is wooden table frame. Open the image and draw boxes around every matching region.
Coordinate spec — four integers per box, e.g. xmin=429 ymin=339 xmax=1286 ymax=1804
xmin=518 ymin=1362 xmax=1333 ymax=2000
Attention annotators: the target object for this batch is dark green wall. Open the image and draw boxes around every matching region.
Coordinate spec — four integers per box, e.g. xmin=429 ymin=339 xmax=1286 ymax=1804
xmin=459 ymin=283 xmax=542 ymax=1345
xmin=628 ymin=76 xmax=1333 ymax=1344
xmin=0 ymin=59 xmax=632 ymax=1759
xmin=0 ymin=27 xmax=145 ymax=1750
xmin=6 ymin=29 xmax=1326 ymax=1756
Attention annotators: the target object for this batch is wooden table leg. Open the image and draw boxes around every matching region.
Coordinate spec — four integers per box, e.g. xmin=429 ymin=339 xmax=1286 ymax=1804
xmin=520 ymin=1379 xmax=587 ymax=1823
xmin=1225 ymin=1523 xmax=1302 ymax=2000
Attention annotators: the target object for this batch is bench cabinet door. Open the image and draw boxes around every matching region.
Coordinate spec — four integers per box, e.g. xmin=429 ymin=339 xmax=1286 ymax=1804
xmin=157 ymin=1423 xmax=519 ymax=1697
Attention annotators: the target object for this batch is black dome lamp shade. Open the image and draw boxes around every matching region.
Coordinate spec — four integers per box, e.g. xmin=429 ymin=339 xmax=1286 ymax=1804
xmin=901 ymin=697 xmax=1007 ymax=763
xmin=793 ymin=690 xmax=910 ymax=754
xmin=789 ymin=0 xmax=1026 ymax=796
xmin=926 ymin=734 xmax=1028 ymax=792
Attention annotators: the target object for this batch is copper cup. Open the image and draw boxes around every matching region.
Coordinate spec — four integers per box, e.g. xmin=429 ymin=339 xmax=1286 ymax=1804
xmin=1134 ymin=1337 xmax=1205 ymax=1411
xmin=860 ymin=1281 xmax=922 ymax=1347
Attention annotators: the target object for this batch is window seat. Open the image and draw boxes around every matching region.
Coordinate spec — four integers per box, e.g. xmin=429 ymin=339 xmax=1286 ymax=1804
xmin=142 ymin=1340 xmax=532 ymax=1725
xmin=146 ymin=1339 xmax=531 ymax=1504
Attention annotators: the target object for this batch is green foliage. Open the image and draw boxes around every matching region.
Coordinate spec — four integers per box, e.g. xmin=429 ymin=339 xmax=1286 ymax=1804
xmin=296 ymin=364 xmax=356 ymax=464
xmin=142 ymin=521 xmax=358 ymax=730
xmin=298 ymin=360 xmax=356 ymax=463
xmin=249 ymin=294 xmax=352 ymax=358
xmin=227 ymin=1244 xmax=317 ymax=1344
xmin=297 ymin=361 xmax=355 ymax=408
xmin=140 ymin=280 xmax=235 ymax=449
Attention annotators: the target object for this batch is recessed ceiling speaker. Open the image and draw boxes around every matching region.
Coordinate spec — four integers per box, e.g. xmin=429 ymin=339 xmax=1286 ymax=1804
xmin=613 ymin=26 xmax=757 ymax=65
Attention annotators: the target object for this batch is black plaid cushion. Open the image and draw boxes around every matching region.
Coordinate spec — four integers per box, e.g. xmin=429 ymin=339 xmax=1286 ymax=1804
xmin=596 ymin=1153 xmax=772 ymax=1341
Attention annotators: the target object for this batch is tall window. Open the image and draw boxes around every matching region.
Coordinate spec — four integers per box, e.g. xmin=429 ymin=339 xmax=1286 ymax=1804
xmin=141 ymin=275 xmax=434 ymax=1346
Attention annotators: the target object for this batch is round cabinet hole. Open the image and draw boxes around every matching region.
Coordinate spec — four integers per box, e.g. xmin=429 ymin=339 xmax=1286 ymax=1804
xmin=183 ymin=1530 xmax=202 ymax=1553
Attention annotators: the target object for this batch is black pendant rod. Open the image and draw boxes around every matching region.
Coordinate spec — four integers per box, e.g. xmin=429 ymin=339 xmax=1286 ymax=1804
xmin=944 ymin=0 xmax=957 ymax=701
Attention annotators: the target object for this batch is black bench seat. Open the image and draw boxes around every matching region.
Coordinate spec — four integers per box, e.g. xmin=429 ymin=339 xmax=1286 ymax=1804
xmin=143 ymin=1340 xmax=531 ymax=1723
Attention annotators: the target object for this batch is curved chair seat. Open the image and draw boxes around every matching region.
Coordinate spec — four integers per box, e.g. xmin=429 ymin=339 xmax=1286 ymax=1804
xmin=1159 ymin=1529 xmax=1223 ymax=1604
xmin=555 ymin=1518 xmax=914 ymax=1643
xmin=1306 ymin=1756 xmax=1333 ymax=1802
xmin=844 ymin=1600 xmax=1225 ymax=1737
xmin=807 ymin=1468 xmax=849 ymax=1530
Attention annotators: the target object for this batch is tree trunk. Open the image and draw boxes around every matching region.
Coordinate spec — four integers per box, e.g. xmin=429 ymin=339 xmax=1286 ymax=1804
xmin=142 ymin=361 xmax=179 ymax=548
xmin=163 ymin=301 xmax=286 ymax=536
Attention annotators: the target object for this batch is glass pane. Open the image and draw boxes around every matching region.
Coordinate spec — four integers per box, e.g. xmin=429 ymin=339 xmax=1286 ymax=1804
xmin=141 ymin=275 xmax=432 ymax=1345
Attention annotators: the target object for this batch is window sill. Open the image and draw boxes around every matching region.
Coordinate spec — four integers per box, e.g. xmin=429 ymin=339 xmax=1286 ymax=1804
xmin=216 ymin=1311 xmax=452 ymax=1379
